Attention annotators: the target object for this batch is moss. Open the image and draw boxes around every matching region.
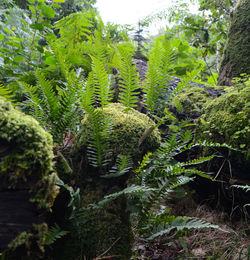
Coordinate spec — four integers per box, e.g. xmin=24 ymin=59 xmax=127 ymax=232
xmin=0 ymin=97 xmax=58 ymax=255
xmin=0 ymin=97 xmax=58 ymax=208
xmin=172 ymin=86 xmax=212 ymax=117
xmin=218 ymin=0 xmax=250 ymax=85
xmin=8 ymin=223 xmax=48 ymax=253
xmin=195 ymin=86 xmax=250 ymax=158
xmin=74 ymin=103 xmax=161 ymax=167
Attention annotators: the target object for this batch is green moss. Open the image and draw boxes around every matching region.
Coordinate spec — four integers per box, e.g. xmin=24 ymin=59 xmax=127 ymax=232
xmin=173 ymin=86 xmax=212 ymax=116
xmin=74 ymin=103 xmax=161 ymax=166
xmin=8 ymin=223 xmax=48 ymax=253
xmin=0 ymin=97 xmax=58 ymax=255
xmin=0 ymin=97 xmax=58 ymax=208
xmin=196 ymin=86 xmax=250 ymax=158
xmin=218 ymin=0 xmax=250 ymax=85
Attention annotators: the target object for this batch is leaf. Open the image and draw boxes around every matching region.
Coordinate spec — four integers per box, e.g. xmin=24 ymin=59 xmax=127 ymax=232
xmin=53 ymin=0 xmax=65 ymax=2
xmin=13 ymin=56 xmax=25 ymax=63
xmin=44 ymin=224 xmax=69 ymax=245
xmin=0 ymin=34 xmax=4 ymax=41
xmin=41 ymin=5 xmax=55 ymax=19
xmin=147 ymin=217 xmax=227 ymax=241
xmin=30 ymin=23 xmax=44 ymax=31
xmin=45 ymin=56 xmax=57 ymax=66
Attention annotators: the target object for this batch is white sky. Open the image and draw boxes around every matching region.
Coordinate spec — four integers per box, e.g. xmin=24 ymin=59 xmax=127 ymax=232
xmin=94 ymin=0 xmax=199 ymax=35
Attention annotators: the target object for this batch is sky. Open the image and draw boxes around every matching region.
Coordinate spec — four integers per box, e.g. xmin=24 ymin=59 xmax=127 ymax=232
xmin=94 ymin=0 xmax=199 ymax=35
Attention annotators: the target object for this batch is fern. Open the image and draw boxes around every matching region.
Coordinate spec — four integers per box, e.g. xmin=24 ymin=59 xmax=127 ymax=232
xmin=91 ymin=56 xmax=112 ymax=106
xmin=232 ymin=185 xmax=250 ymax=192
xmin=19 ymin=68 xmax=83 ymax=142
xmin=147 ymin=217 xmax=226 ymax=241
xmin=44 ymin=224 xmax=69 ymax=245
xmin=35 ymin=70 xmax=59 ymax=123
xmin=81 ymin=72 xmax=95 ymax=112
xmin=101 ymin=155 xmax=133 ymax=178
xmin=0 ymin=83 xmax=14 ymax=101
xmin=54 ymin=11 xmax=93 ymax=46
xmin=86 ymin=108 xmax=112 ymax=168
xmin=144 ymin=37 xmax=175 ymax=112
xmin=89 ymin=184 xmax=156 ymax=210
xmin=116 ymin=43 xmax=140 ymax=109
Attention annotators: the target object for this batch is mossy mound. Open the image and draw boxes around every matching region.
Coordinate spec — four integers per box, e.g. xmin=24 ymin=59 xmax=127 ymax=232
xmin=0 ymin=97 xmax=58 ymax=256
xmin=195 ymin=86 xmax=250 ymax=159
xmin=172 ymin=86 xmax=211 ymax=118
xmin=218 ymin=0 xmax=250 ymax=85
xmin=170 ymin=85 xmax=226 ymax=120
xmin=74 ymin=102 xmax=161 ymax=167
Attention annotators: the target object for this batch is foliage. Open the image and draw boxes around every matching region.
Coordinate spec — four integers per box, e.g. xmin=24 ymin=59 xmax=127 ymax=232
xmin=19 ymin=69 xmax=83 ymax=143
xmin=73 ymin=103 xmax=161 ymax=172
xmin=196 ymin=84 xmax=250 ymax=158
xmin=44 ymin=224 xmax=69 ymax=246
xmin=147 ymin=216 xmax=225 ymax=240
xmin=115 ymin=43 xmax=140 ymax=108
xmin=1 ymin=1 xmax=247 ymax=258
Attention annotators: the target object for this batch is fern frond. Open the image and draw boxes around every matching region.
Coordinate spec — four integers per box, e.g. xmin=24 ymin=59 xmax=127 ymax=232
xmin=194 ymin=140 xmax=239 ymax=151
xmin=232 ymin=185 xmax=250 ymax=192
xmin=44 ymin=224 xmax=69 ymax=245
xmin=19 ymin=81 xmax=45 ymax=123
xmin=54 ymin=11 xmax=93 ymax=44
xmin=144 ymin=176 xmax=192 ymax=212
xmin=116 ymin=43 xmax=140 ymax=109
xmin=36 ymin=70 xmax=59 ymax=122
xmin=86 ymin=109 xmax=112 ymax=168
xmin=101 ymin=155 xmax=133 ymax=178
xmin=169 ymin=66 xmax=203 ymax=103
xmin=180 ymin=155 xmax=215 ymax=167
xmin=91 ymin=56 xmax=112 ymax=107
xmin=147 ymin=217 xmax=226 ymax=241
xmin=0 ymin=83 xmax=14 ymax=101
xmin=90 ymin=185 xmax=156 ymax=209
xmin=144 ymin=38 xmax=175 ymax=112
xmin=81 ymin=72 xmax=95 ymax=112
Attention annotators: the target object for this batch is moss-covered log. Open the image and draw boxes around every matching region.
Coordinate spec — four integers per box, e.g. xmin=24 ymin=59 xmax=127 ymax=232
xmin=0 ymin=97 xmax=58 ymax=258
xmin=218 ymin=0 xmax=250 ymax=85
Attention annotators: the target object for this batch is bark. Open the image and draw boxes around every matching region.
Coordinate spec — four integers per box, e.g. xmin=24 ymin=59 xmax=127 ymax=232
xmin=218 ymin=0 xmax=250 ymax=85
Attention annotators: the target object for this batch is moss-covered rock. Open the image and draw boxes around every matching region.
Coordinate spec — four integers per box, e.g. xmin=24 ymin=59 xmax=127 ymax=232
xmin=170 ymin=85 xmax=225 ymax=120
xmin=172 ymin=86 xmax=212 ymax=118
xmin=195 ymin=86 xmax=250 ymax=159
xmin=74 ymin=102 xmax=161 ymax=168
xmin=218 ymin=0 xmax=250 ymax=85
xmin=0 ymin=97 xmax=58 ymax=257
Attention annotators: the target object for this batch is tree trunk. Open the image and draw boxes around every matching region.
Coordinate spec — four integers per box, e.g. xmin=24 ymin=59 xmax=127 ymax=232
xmin=218 ymin=0 xmax=250 ymax=85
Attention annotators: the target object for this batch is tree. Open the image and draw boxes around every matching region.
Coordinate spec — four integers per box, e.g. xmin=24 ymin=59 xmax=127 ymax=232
xmin=218 ymin=0 xmax=250 ymax=85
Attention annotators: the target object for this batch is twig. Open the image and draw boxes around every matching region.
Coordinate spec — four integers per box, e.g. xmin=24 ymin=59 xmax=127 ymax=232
xmin=94 ymin=237 xmax=121 ymax=259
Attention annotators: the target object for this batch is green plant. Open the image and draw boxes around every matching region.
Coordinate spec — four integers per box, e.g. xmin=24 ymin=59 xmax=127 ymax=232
xmin=19 ymin=69 xmax=82 ymax=143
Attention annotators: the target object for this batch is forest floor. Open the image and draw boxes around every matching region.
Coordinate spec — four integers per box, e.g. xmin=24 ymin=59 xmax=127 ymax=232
xmin=132 ymin=193 xmax=250 ymax=260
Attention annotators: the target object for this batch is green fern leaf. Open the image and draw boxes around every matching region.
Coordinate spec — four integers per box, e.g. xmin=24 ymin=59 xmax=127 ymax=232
xmin=0 ymin=83 xmax=14 ymax=101
xmin=44 ymin=224 xmax=69 ymax=245
xmin=116 ymin=43 xmax=140 ymax=109
xmin=232 ymin=185 xmax=250 ymax=192
xmin=148 ymin=217 xmax=226 ymax=241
